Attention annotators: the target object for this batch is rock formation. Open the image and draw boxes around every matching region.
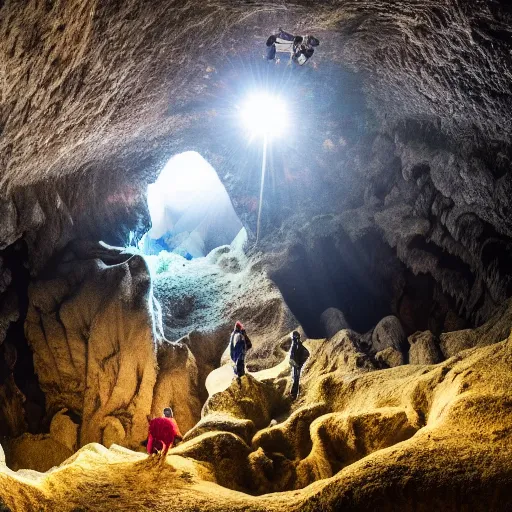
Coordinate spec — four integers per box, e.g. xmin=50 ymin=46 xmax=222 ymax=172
xmin=24 ymin=240 xmax=160 ymax=452
xmin=151 ymin=229 xmax=296 ymax=378
xmin=408 ymin=330 xmax=443 ymax=365
xmin=1 ymin=0 xmax=512 ymax=510
xmin=2 ymin=232 xmax=295 ymax=470
xmin=1 ymin=318 xmax=511 ymax=510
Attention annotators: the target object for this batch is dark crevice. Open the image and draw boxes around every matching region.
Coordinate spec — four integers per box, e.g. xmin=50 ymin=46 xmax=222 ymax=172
xmin=270 ymin=233 xmax=394 ymax=337
xmin=2 ymin=241 xmax=46 ymax=434
xmin=407 ymin=236 xmax=476 ymax=290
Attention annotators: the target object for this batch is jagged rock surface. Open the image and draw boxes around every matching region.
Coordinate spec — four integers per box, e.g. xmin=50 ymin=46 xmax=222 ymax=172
xmin=5 ymin=235 xmax=295 ymax=469
xmin=0 ymin=1 xmax=512 ymax=508
xmin=151 ymin=231 xmax=297 ymax=377
xmin=0 ymin=0 xmax=510 ymax=330
xmin=1 ymin=317 xmax=511 ymax=510
xmin=408 ymin=330 xmax=443 ymax=365
xmin=24 ymin=241 xmax=160 ymax=452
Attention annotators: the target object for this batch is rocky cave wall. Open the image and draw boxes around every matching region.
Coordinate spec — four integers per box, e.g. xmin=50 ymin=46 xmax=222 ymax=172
xmin=1 ymin=0 xmax=512 ymax=467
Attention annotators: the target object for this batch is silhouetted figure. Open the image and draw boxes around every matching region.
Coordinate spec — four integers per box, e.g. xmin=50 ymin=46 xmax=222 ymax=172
xmin=266 ymin=28 xmax=320 ymax=65
xmin=147 ymin=407 xmax=183 ymax=456
xmin=230 ymin=321 xmax=252 ymax=378
xmin=289 ymin=331 xmax=309 ymax=399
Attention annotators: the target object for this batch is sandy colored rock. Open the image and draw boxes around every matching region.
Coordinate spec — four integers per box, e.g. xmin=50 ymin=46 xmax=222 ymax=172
xmin=184 ymin=412 xmax=256 ymax=445
xmin=202 ymin=374 xmax=282 ymax=432
xmin=408 ymin=330 xmax=443 ymax=365
xmin=50 ymin=409 xmax=79 ymax=452
xmin=0 ymin=331 xmax=511 ymax=510
xmin=440 ymin=298 xmax=512 ymax=358
xmin=300 ymin=330 xmax=376 ymax=398
xmin=1 ymin=1 xmax=512 ymax=510
xmin=5 ymin=434 xmax=73 ymax=473
xmin=152 ymin=231 xmax=296 ymax=374
xmin=101 ymin=417 xmax=126 ymax=449
xmin=150 ymin=340 xmax=202 ymax=434
xmin=375 ymin=347 xmax=404 ymax=368
xmin=25 ymin=241 xmax=159 ymax=450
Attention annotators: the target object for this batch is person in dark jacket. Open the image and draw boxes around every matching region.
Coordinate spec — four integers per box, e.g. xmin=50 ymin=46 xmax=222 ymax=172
xmin=230 ymin=321 xmax=252 ymax=378
xmin=289 ymin=331 xmax=309 ymax=399
xmin=266 ymin=28 xmax=320 ymax=65
xmin=147 ymin=407 xmax=183 ymax=456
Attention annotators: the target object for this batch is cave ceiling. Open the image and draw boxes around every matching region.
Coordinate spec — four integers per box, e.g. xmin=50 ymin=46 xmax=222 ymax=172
xmin=1 ymin=0 xmax=512 ymax=323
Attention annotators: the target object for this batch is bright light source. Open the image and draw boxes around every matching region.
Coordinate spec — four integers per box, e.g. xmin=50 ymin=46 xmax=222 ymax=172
xmin=240 ymin=93 xmax=289 ymax=138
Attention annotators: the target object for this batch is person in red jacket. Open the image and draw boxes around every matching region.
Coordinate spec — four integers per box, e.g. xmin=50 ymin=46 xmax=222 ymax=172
xmin=147 ymin=407 xmax=183 ymax=456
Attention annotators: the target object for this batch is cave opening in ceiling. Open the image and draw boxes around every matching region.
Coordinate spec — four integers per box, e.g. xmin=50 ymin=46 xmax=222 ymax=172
xmin=138 ymin=151 xmax=243 ymax=261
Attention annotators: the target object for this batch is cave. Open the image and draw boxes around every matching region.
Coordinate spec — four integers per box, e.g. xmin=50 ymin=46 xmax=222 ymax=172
xmin=1 ymin=1 xmax=512 ymax=511
xmin=137 ymin=151 xmax=242 ymax=259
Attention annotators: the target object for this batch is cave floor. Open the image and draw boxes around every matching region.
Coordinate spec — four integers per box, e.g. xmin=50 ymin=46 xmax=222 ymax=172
xmin=1 ymin=449 xmax=290 ymax=511
xmin=2 ymin=334 xmax=512 ymax=511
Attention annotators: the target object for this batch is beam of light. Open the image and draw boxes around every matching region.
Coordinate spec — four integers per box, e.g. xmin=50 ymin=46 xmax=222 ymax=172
xmin=256 ymin=134 xmax=267 ymax=245
xmin=239 ymin=93 xmax=289 ymax=244
xmin=240 ymin=93 xmax=289 ymax=139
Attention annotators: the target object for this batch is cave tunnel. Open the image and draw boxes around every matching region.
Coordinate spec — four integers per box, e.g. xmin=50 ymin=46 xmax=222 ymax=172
xmin=1 ymin=1 xmax=512 ymax=510
xmin=137 ymin=151 xmax=243 ymax=260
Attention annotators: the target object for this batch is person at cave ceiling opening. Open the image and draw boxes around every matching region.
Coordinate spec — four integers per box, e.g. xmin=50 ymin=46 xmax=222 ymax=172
xmin=289 ymin=331 xmax=309 ymax=400
xmin=266 ymin=28 xmax=320 ymax=65
xmin=229 ymin=321 xmax=252 ymax=379
xmin=147 ymin=407 xmax=183 ymax=456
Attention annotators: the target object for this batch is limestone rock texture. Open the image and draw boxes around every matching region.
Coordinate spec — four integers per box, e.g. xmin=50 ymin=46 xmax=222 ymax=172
xmin=408 ymin=330 xmax=443 ymax=365
xmin=150 ymin=230 xmax=296 ymax=379
xmin=0 ymin=0 xmax=510 ymax=338
xmin=23 ymin=240 xmax=160 ymax=454
xmin=1 ymin=0 xmax=512 ymax=510
xmin=4 ymin=433 xmax=74 ymax=473
xmin=3 ymin=233 xmax=295 ymax=470
xmin=0 ymin=319 xmax=511 ymax=510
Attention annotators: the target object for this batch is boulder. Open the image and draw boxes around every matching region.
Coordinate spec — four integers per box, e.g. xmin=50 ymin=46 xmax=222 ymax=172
xmin=0 ymin=442 xmax=5 ymax=465
xmin=102 ymin=417 xmax=126 ymax=448
xmin=372 ymin=316 xmax=406 ymax=353
xmin=408 ymin=331 xmax=443 ymax=365
xmin=320 ymin=308 xmax=350 ymax=338
xmin=49 ymin=409 xmax=79 ymax=452
xmin=439 ymin=329 xmax=478 ymax=359
xmin=5 ymin=434 xmax=72 ymax=472
xmin=375 ymin=347 xmax=404 ymax=368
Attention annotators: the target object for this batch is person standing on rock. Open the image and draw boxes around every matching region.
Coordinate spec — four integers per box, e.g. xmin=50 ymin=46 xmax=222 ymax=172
xmin=147 ymin=407 xmax=183 ymax=456
xmin=289 ymin=331 xmax=309 ymax=400
xmin=230 ymin=321 xmax=252 ymax=378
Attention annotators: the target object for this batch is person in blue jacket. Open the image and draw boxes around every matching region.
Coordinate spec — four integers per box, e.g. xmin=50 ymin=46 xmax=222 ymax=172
xmin=230 ymin=321 xmax=252 ymax=378
xmin=289 ymin=331 xmax=310 ymax=399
